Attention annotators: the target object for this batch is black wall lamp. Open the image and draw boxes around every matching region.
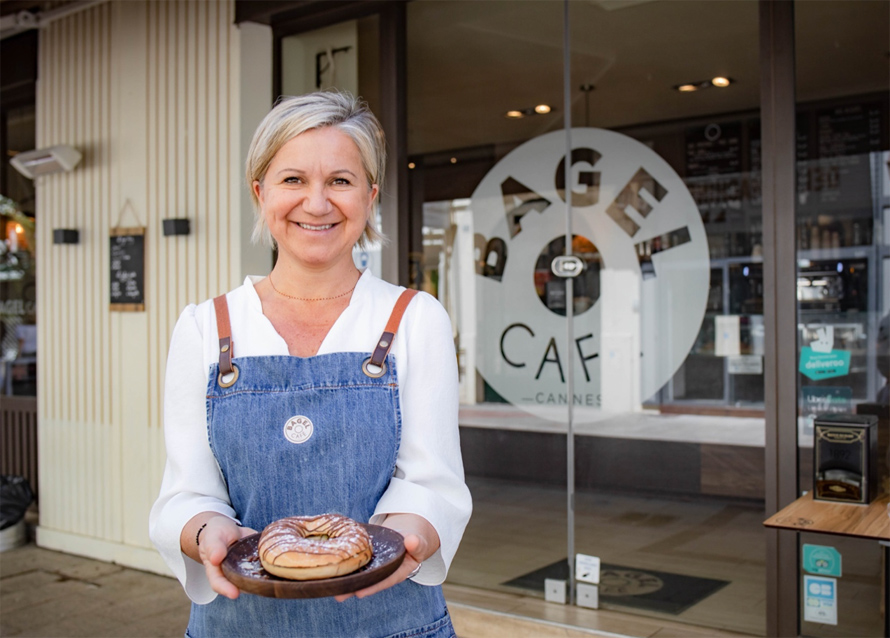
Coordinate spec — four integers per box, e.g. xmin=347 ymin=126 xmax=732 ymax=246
xmin=162 ymin=218 xmax=190 ymax=236
xmin=52 ymin=229 xmax=79 ymax=244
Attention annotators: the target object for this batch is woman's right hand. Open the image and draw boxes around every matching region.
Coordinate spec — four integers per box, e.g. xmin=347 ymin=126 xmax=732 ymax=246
xmin=182 ymin=513 xmax=257 ymax=599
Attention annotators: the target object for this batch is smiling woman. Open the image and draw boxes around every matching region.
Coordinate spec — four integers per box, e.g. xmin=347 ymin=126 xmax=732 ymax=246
xmin=149 ymin=91 xmax=472 ymax=638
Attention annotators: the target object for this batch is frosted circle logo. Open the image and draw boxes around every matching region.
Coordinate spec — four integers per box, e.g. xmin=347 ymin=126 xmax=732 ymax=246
xmin=283 ymin=415 xmax=314 ymax=444
xmin=471 ymin=128 xmax=709 ymax=421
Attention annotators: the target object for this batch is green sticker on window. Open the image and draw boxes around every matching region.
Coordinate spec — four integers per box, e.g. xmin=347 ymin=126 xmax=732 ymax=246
xmin=803 ymin=544 xmax=842 ymax=577
xmin=799 ymin=347 xmax=851 ymax=381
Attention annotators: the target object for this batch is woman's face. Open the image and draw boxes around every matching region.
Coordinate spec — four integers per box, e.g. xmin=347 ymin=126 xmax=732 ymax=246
xmin=254 ymin=126 xmax=378 ymax=272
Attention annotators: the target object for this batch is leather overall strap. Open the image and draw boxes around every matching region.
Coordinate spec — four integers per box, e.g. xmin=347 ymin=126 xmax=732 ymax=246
xmin=213 ymin=295 xmax=234 ymax=376
xmin=367 ymin=289 xmax=419 ymax=369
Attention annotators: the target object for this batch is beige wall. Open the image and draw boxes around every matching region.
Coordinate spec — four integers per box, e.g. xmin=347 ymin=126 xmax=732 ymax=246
xmin=34 ymin=0 xmax=271 ymax=574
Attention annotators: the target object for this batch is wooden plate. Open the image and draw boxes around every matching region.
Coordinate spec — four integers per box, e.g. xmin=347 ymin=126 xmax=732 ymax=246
xmin=221 ymin=524 xmax=406 ymax=599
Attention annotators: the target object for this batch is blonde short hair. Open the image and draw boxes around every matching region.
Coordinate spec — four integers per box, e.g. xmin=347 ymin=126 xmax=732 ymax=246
xmin=246 ymin=91 xmax=387 ymax=248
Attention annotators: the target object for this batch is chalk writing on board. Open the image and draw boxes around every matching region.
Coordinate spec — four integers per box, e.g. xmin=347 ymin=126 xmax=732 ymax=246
xmin=110 ymin=228 xmax=145 ymax=310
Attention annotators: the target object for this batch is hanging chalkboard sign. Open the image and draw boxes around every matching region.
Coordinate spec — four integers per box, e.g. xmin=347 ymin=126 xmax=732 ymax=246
xmin=110 ymin=227 xmax=145 ymax=311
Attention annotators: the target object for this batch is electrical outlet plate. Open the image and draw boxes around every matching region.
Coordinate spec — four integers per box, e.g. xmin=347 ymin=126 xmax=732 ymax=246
xmin=544 ymin=578 xmax=567 ymax=604
xmin=577 ymin=582 xmax=599 ymax=609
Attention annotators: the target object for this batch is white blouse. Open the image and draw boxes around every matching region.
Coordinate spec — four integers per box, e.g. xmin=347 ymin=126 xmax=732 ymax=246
xmin=148 ymin=270 xmax=472 ymax=604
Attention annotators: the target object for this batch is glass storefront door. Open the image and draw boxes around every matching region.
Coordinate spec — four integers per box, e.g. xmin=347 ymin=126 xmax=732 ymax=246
xmin=409 ymin=0 xmax=765 ymax=634
xmin=565 ymin=2 xmax=765 ymax=633
xmin=406 ymin=0 xmax=570 ymax=595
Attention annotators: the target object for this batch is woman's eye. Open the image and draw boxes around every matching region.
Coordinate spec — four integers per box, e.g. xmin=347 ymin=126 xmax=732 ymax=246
xmin=283 ymin=176 xmax=302 ymax=184
xmin=332 ymin=178 xmax=351 ymax=186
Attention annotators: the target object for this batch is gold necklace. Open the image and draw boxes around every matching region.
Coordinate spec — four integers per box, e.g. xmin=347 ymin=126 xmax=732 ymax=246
xmin=268 ymin=273 xmax=358 ymax=302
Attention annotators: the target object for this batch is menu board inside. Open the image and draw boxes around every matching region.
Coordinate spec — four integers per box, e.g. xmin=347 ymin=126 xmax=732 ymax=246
xmin=796 ymin=101 xmax=883 ymax=225
xmin=685 ymin=121 xmax=742 ymax=177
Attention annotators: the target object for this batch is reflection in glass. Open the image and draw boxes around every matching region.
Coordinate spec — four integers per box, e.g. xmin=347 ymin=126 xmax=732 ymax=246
xmin=1 ymin=103 xmax=37 ymax=397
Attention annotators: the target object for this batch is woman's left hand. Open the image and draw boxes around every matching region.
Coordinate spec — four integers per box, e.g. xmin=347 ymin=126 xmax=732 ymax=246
xmin=334 ymin=513 xmax=438 ymax=602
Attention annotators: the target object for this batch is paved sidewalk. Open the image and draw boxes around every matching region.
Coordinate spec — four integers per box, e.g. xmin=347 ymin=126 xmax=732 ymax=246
xmin=0 ymin=543 xmax=607 ymax=638
xmin=1 ymin=543 xmax=191 ymax=637
xmin=1 ymin=541 xmax=746 ymax=638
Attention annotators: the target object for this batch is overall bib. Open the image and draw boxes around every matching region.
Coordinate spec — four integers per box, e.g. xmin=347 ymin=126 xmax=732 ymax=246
xmin=187 ymin=291 xmax=454 ymax=638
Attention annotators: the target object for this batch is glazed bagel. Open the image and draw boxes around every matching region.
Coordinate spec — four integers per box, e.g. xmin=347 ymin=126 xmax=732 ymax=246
xmin=258 ymin=514 xmax=373 ymax=581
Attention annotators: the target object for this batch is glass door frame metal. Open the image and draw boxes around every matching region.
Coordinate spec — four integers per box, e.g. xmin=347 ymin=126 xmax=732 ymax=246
xmin=759 ymin=1 xmax=799 ymax=636
xmin=561 ymin=0 xmax=577 ymax=604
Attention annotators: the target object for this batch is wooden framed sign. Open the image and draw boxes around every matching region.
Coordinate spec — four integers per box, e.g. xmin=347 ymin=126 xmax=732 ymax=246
xmin=110 ymin=227 xmax=145 ymax=311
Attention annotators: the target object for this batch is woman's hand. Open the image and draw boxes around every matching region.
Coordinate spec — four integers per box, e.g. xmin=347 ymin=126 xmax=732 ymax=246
xmin=181 ymin=513 xmax=257 ymax=600
xmin=334 ymin=513 xmax=439 ymax=602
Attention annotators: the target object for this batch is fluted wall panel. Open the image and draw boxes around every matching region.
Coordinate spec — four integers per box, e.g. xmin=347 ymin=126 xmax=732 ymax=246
xmin=36 ymin=0 xmax=242 ymax=561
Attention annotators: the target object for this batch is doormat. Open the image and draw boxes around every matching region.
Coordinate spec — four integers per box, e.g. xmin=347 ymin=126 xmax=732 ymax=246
xmin=502 ymin=560 xmax=729 ymax=615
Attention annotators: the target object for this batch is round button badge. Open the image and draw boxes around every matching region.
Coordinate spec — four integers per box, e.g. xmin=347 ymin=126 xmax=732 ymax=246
xmin=283 ymin=416 xmax=314 ymax=444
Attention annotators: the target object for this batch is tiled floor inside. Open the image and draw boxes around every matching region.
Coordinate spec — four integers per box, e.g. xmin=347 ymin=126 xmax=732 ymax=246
xmin=449 ymin=476 xmax=768 ymax=636
xmin=448 ymin=475 xmax=886 ymax=637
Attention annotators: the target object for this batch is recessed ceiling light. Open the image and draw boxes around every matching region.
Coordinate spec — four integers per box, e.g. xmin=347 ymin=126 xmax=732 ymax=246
xmin=506 ymin=105 xmax=556 ymax=119
xmin=408 ymin=162 xmax=416 ymax=169
xmin=675 ymin=77 xmax=734 ymax=93
xmin=450 ymin=157 xmax=457 ymax=164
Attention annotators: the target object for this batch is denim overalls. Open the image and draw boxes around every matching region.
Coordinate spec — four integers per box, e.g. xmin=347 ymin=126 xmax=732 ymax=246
xmin=186 ymin=290 xmax=454 ymax=638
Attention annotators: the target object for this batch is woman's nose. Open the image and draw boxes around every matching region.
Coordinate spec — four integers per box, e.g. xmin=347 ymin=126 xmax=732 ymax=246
xmin=302 ymin=183 xmax=331 ymax=215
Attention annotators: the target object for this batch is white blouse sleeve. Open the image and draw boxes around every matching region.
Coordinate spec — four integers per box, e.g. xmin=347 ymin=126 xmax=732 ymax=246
xmin=148 ymin=304 xmax=236 ymax=604
xmin=370 ymin=292 xmax=473 ymax=586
